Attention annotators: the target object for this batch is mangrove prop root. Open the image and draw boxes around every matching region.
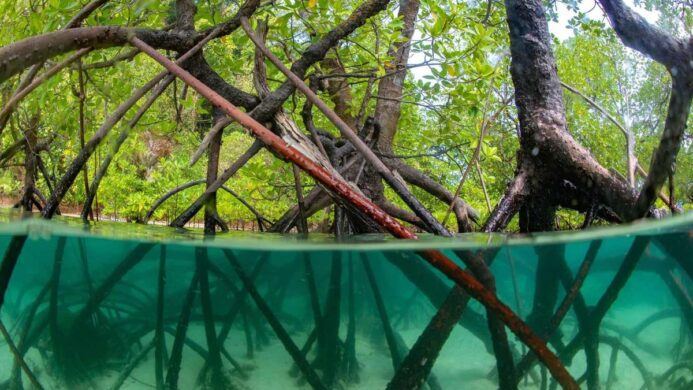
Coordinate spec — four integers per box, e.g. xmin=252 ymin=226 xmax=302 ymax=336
xmin=214 ymin=253 xmax=268 ymax=346
xmin=386 ymin=286 xmax=467 ymax=390
xmin=241 ymin=304 xmax=254 ymax=358
xmin=223 ymin=250 xmax=326 ymax=390
xmin=109 ymin=339 xmax=155 ymax=390
xmin=599 ymin=336 xmax=654 ymax=390
xmin=155 ymin=246 xmax=166 ymax=390
xmin=195 ymin=247 xmax=224 ymax=385
xmin=70 ymin=243 xmax=155 ymax=330
xmin=303 ymin=253 xmax=323 ymax=327
xmin=341 ymin=256 xmax=360 ymax=383
xmin=49 ymin=237 xmax=67 ymax=354
xmin=0 ymin=235 xmax=28 ymax=309
xmin=515 ymin=240 xmax=602 ymax=381
xmin=457 ymin=249 xmax=516 ymax=388
xmin=0 ymin=319 xmax=44 ymax=390
xmin=195 ymin=254 xmax=269 ymax=381
xmin=389 ymin=248 xmax=504 ymax=390
xmin=605 ymin=342 xmax=619 ymax=390
xmin=10 ymin=283 xmax=50 ymax=385
xmin=361 ymin=255 xmax=402 ymax=370
xmin=289 ymin=327 xmax=318 ymax=378
xmin=165 ymin=269 xmax=201 ymax=389
xmin=315 ymin=252 xmax=342 ymax=386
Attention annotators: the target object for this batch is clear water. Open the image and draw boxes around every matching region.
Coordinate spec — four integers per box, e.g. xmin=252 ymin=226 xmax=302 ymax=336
xmin=0 ymin=210 xmax=690 ymax=389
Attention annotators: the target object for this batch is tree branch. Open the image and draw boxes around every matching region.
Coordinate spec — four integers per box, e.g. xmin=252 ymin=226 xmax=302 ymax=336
xmin=175 ymin=0 xmax=197 ymax=31
xmin=595 ymin=0 xmax=692 ymax=219
xmin=597 ymin=0 xmax=691 ymax=70
xmin=0 ymin=0 xmax=263 ymax=84
xmin=0 ymin=0 xmax=111 ymax=131
xmin=482 ymin=164 xmax=529 ymax=232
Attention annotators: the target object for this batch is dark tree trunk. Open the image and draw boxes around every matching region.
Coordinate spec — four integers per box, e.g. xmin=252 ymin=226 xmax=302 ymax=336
xmin=19 ymin=114 xmax=39 ymax=211
xmin=204 ymin=111 xmax=225 ymax=233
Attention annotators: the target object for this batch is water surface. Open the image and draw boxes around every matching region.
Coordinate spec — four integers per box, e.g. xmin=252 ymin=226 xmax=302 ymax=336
xmin=0 ymin=211 xmax=690 ymax=389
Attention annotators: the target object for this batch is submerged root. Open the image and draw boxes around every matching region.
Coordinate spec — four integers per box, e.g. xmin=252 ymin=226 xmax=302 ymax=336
xmin=46 ymin=310 xmax=129 ymax=386
xmin=654 ymin=361 xmax=693 ymax=390
xmin=198 ymin=367 xmax=250 ymax=390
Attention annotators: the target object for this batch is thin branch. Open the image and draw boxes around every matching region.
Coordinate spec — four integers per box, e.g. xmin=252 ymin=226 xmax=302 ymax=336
xmin=145 ymin=178 xmax=271 ymax=226
xmin=561 ymin=81 xmax=638 ymax=186
xmin=81 ymin=48 xmax=139 ymax=70
xmin=482 ymin=167 xmax=529 ymax=232
xmin=442 ymin=91 xmax=509 ymax=225
xmin=81 ymin=74 xmax=175 ymax=220
xmin=0 ymin=319 xmax=44 ymax=389
xmin=0 ymin=48 xmax=92 ymax=135
xmin=190 ymin=117 xmax=231 ymax=166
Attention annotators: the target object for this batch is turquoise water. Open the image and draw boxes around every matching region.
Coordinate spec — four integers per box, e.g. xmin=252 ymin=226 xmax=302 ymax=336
xmin=0 ymin=211 xmax=690 ymax=389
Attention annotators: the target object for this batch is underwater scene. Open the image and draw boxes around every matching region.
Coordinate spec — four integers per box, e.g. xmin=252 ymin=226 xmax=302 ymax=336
xmin=0 ymin=212 xmax=690 ymax=389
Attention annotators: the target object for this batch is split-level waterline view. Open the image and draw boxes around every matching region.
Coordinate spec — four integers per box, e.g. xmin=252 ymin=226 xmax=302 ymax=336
xmin=0 ymin=0 xmax=691 ymax=389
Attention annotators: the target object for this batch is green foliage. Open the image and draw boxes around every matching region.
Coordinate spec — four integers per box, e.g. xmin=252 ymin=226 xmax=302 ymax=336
xmin=0 ymin=0 xmax=688 ymax=230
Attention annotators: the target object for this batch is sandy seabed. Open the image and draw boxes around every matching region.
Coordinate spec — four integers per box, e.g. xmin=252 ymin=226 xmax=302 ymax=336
xmin=1 ymin=302 xmax=682 ymax=389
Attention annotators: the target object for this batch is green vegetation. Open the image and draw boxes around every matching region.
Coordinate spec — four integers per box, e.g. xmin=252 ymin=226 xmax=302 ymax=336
xmin=0 ymin=0 xmax=690 ymax=231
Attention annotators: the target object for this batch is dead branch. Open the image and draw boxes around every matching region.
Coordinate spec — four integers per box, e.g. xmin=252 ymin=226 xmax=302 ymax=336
xmin=170 ymin=0 xmax=392 ymax=227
